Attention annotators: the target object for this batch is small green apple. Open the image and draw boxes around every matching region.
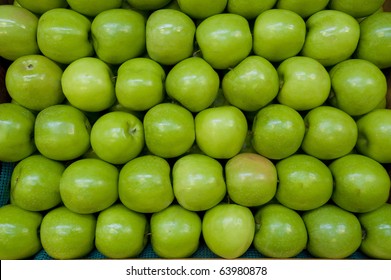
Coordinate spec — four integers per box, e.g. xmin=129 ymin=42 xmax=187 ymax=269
xmin=177 ymin=0 xmax=227 ymax=19
xmin=66 ymin=0 xmax=122 ymax=17
xmin=126 ymin=0 xmax=171 ymax=10
xmin=329 ymin=0 xmax=385 ymax=18
xmin=227 ymin=0 xmax=277 ymax=20
xmin=276 ymin=0 xmax=329 ymax=18
xmin=17 ymin=0 xmax=68 ymax=14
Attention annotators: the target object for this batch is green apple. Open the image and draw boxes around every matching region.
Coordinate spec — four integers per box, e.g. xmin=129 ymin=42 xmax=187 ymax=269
xmin=356 ymin=109 xmax=391 ymax=163
xmin=10 ymin=154 xmax=65 ymax=212
xmin=276 ymin=56 xmax=331 ymax=111
xmin=0 ymin=103 xmax=36 ymax=162
xmin=225 ymin=153 xmax=277 ymax=207
xmin=34 ymin=104 xmax=91 ymax=161
xmin=165 ymin=57 xmax=220 ymax=112
xmin=302 ymin=204 xmax=363 ymax=259
xmin=150 ymin=204 xmax=202 ymax=258
xmin=222 ymin=55 xmax=279 ymax=112
xmin=126 ymin=0 xmax=172 ymax=10
xmin=195 ymin=105 xmax=248 ymax=159
xmin=355 ymin=12 xmax=391 ymax=69
xmin=276 ymin=0 xmax=329 ymax=18
xmin=177 ymin=0 xmax=227 ymax=19
xmin=202 ymin=203 xmax=255 ymax=259
xmin=301 ymin=106 xmax=358 ymax=160
xmin=253 ymin=9 xmax=306 ymax=62
xmin=275 ymin=154 xmax=333 ymax=211
xmin=253 ymin=204 xmax=307 ymax=258
xmin=37 ymin=8 xmax=94 ymax=64
xmin=143 ymin=103 xmax=195 ymax=158
xmin=301 ymin=9 xmax=360 ymax=67
xmin=95 ymin=203 xmax=149 ymax=259
xmin=5 ymin=54 xmax=64 ymax=111
xmin=329 ymin=154 xmax=390 ymax=213
xmin=90 ymin=111 xmax=144 ymax=165
xmin=173 ymin=154 xmax=226 ymax=211
xmin=0 ymin=5 xmax=39 ymax=61
xmin=252 ymin=104 xmax=305 ymax=160
xmin=329 ymin=0 xmax=385 ymax=18
xmin=66 ymin=0 xmax=122 ymax=17
xmin=17 ymin=0 xmax=68 ymax=14
xmin=196 ymin=13 xmax=252 ymax=69
xmin=60 ymin=158 xmax=119 ymax=214
xmin=146 ymin=9 xmax=195 ymax=65
xmin=0 ymin=204 xmax=42 ymax=259
xmin=40 ymin=206 xmax=96 ymax=260
xmin=116 ymin=57 xmax=166 ymax=111
xmin=227 ymin=0 xmax=277 ymax=20
xmin=91 ymin=8 xmax=145 ymax=65
xmin=358 ymin=203 xmax=391 ymax=259
xmin=119 ymin=155 xmax=174 ymax=213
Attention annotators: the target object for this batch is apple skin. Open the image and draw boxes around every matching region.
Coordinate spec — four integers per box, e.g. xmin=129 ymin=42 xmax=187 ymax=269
xmin=37 ymin=8 xmax=94 ymax=65
xmin=227 ymin=0 xmax=277 ymax=20
xmin=126 ymin=0 xmax=172 ymax=10
xmin=150 ymin=204 xmax=202 ymax=258
xmin=177 ymin=0 xmax=227 ymax=19
xmin=253 ymin=9 xmax=306 ymax=62
xmin=34 ymin=104 xmax=91 ymax=161
xmin=276 ymin=0 xmax=329 ymax=18
xmin=10 ymin=154 xmax=65 ymax=212
xmin=0 ymin=103 xmax=36 ymax=162
xmin=91 ymin=8 xmax=146 ymax=65
xmin=328 ymin=0 xmax=385 ymax=18
xmin=5 ymin=54 xmax=65 ymax=111
xmin=196 ymin=13 xmax=252 ymax=69
xmin=301 ymin=9 xmax=360 ymax=67
xmin=222 ymin=55 xmax=280 ymax=112
xmin=16 ymin=0 xmax=68 ymax=14
xmin=66 ymin=0 xmax=122 ymax=17
xmin=0 ymin=204 xmax=43 ymax=260
xmin=253 ymin=204 xmax=308 ymax=258
xmin=276 ymin=154 xmax=333 ymax=211
xmin=0 ymin=5 xmax=39 ymax=61
xmin=356 ymin=109 xmax=391 ymax=163
xmin=173 ymin=154 xmax=226 ymax=212
xmin=225 ymin=153 xmax=277 ymax=207
xmin=165 ymin=57 xmax=220 ymax=113
xmin=40 ymin=206 xmax=96 ymax=260
xmin=118 ymin=155 xmax=174 ymax=213
xmin=202 ymin=203 xmax=255 ymax=259
xmin=146 ymin=9 xmax=195 ymax=65
xmin=358 ymin=203 xmax=391 ymax=259
xmin=95 ymin=203 xmax=149 ymax=259
xmin=329 ymin=154 xmax=391 ymax=213
xmin=302 ymin=204 xmax=363 ymax=259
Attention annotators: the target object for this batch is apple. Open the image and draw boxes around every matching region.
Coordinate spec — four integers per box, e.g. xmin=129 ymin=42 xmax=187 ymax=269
xmin=358 ymin=203 xmax=391 ymax=259
xmin=329 ymin=154 xmax=391 ymax=213
xmin=328 ymin=0 xmax=385 ymax=18
xmin=275 ymin=154 xmax=333 ymax=211
xmin=165 ymin=57 xmax=220 ymax=112
xmin=146 ymin=9 xmax=195 ymax=65
xmin=276 ymin=0 xmax=329 ymax=18
xmin=16 ymin=0 xmax=68 ymax=14
xmin=276 ymin=56 xmax=331 ymax=111
xmin=10 ymin=154 xmax=65 ymax=212
xmin=300 ymin=9 xmax=360 ymax=67
xmin=302 ymin=204 xmax=363 ymax=259
xmin=150 ymin=204 xmax=202 ymax=258
xmin=227 ymin=0 xmax=277 ymax=20
xmin=0 ymin=5 xmax=39 ymax=61
xmin=172 ymin=154 xmax=226 ymax=211
xmin=118 ymin=155 xmax=174 ymax=213
xmin=0 ymin=103 xmax=36 ymax=162
xmin=251 ymin=104 xmax=305 ymax=160
xmin=222 ymin=55 xmax=280 ymax=112
xmin=301 ymin=106 xmax=358 ymax=160
xmin=177 ymin=0 xmax=227 ymax=19
xmin=116 ymin=57 xmax=166 ymax=111
xmin=253 ymin=204 xmax=307 ymax=258
xmin=356 ymin=109 xmax=391 ymax=163
xmin=91 ymin=8 xmax=146 ymax=65
xmin=355 ymin=12 xmax=391 ymax=69
xmin=202 ymin=203 xmax=255 ymax=259
xmin=195 ymin=105 xmax=248 ymax=159
xmin=0 ymin=204 xmax=42 ymax=259
xmin=5 ymin=54 xmax=65 ymax=111
xmin=66 ymin=0 xmax=122 ymax=17
xmin=196 ymin=13 xmax=252 ymax=69
xmin=328 ymin=59 xmax=387 ymax=116
xmin=253 ymin=9 xmax=306 ymax=62
xmin=37 ymin=8 xmax=94 ymax=65
xmin=95 ymin=203 xmax=149 ymax=259
xmin=34 ymin=104 xmax=91 ymax=161
xmin=225 ymin=153 xmax=277 ymax=207
xmin=126 ymin=0 xmax=172 ymax=10
xmin=40 ymin=206 xmax=96 ymax=260
xmin=59 ymin=158 xmax=119 ymax=214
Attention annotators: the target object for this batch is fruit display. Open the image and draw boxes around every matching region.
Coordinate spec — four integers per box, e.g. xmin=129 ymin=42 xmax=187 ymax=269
xmin=0 ymin=0 xmax=391 ymax=260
